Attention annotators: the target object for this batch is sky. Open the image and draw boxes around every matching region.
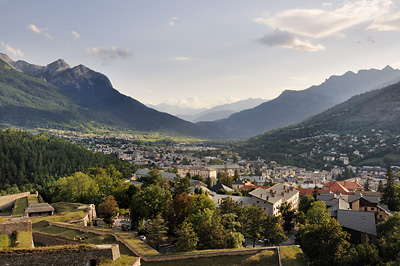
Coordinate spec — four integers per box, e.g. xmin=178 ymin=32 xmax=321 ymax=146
xmin=1 ymin=0 xmax=400 ymax=109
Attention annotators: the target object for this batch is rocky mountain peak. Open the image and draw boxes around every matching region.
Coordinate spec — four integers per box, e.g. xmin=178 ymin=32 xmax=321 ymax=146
xmin=0 ymin=53 xmax=14 ymax=64
xmin=45 ymin=59 xmax=71 ymax=74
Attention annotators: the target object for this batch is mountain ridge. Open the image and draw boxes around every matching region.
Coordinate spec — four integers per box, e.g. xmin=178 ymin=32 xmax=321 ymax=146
xmin=202 ymin=66 xmax=400 ymax=139
xmin=237 ymin=80 xmax=400 ymax=169
xmin=0 ymin=54 xmax=222 ymax=138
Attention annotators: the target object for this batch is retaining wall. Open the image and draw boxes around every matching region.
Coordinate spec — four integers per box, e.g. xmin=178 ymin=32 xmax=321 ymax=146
xmin=0 ymin=220 xmax=32 ymax=235
xmin=32 ymin=232 xmax=81 ymax=246
xmin=0 ymin=244 xmax=120 ymax=266
xmin=0 ymin=192 xmax=30 ymax=211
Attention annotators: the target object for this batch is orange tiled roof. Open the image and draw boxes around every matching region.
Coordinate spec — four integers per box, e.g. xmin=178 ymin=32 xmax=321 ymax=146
xmin=296 ymin=188 xmax=330 ymax=196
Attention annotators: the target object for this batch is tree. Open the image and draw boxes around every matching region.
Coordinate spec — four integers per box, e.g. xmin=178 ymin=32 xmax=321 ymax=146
xmin=298 ymin=195 xmax=315 ymax=215
xmin=232 ymin=153 xmax=239 ymax=164
xmin=380 ymin=168 xmax=400 ymax=211
xmin=217 ymin=171 xmax=232 ymax=188
xmin=172 ymin=192 xmax=191 ymax=227
xmin=262 ymin=215 xmax=288 ymax=246
xmin=297 ymin=201 xmax=350 ymax=266
xmin=363 ymin=177 xmax=371 ymax=191
xmin=147 ymin=214 xmax=168 ymax=251
xmin=197 ymin=211 xmax=227 ymax=250
xmin=53 ymin=172 xmax=100 ymax=203
xmin=130 ymin=185 xmax=173 ymax=229
xmin=174 ymin=176 xmax=190 ymax=196
xmin=141 ymin=169 xmax=169 ymax=189
xmin=377 ymin=212 xmax=400 ymax=261
xmin=205 ymin=176 xmax=212 ymax=188
xmin=377 ymin=180 xmax=384 ymax=192
xmin=176 ymin=220 xmax=198 ymax=252
xmin=98 ymin=195 xmax=119 ymax=225
xmin=219 ymin=197 xmax=241 ymax=216
xmin=189 ymin=194 xmax=216 ymax=216
xmin=233 ymin=169 xmax=240 ymax=181
xmin=242 ymin=205 xmax=265 ymax=247
xmin=346 ymin=244 xmax=381 ymax=266
xmin=279 ymin=202 xmax=296 ymax=233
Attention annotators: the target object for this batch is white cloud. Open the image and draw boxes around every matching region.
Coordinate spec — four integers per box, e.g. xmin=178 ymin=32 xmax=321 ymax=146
xmin=71 ymin=31 xmax=80 ymax=39
xmin=323 ymin=3 xmax=333 ymax=7
xmin=1 ymin=42 xmax=24 ymax=57
xmin=86 ymin=46 xmax=132 ymax=65
xmin=169 ymin=16 xmax=178 ymax=26
xmin=257 ymin=28 xmax=324 ymax=52
xmin=392 ymin=62 xmax=400 ymax=69
xmin=174 ymin=57 xmax=190 ymax=61
xmin=27 ymin=24 xmax=52 ymax=39
xmin=164 ymin=96 xmax=203 ymax=108
xmin=254 ymin=0 xmax=395 ymax=38
xmin=367 ymin=11 xmax=400 ymax=31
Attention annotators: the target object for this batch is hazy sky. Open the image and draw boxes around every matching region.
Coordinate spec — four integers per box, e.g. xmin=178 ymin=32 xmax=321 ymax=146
xmin=1 ymin=0 xmax=400 ymax=108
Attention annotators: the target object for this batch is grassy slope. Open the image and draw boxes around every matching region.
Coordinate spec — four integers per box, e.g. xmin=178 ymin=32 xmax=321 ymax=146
xmin=16 ymin=231 xmax=33 ymax=249
xmin=12 ymin=197 xmax=28 ymax=216
xmin=0 ymin=234 xmax=12 ymax=249
xmin=28 ymin=194 xmax=39 ymax=205
xmin=141 ymin=249 xmax=279 ymax=266
xmin=100 ymin=256 xmax=140 ymax=266
xmin=280 ymin=246 xmax=306 ymax=266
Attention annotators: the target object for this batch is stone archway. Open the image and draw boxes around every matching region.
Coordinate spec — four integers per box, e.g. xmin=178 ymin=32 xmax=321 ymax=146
xmin=85 ymin=259 xmax=97 ymax=266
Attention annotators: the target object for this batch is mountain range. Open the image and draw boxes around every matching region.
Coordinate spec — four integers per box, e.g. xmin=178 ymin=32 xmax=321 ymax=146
xmin=238 ymin=80 xmax=400 ymax=169
xmin=0 ymin=54 xmax=217 ymax=138
xmin=149 ymin=98 xmax=266 ymax=123
xmin=200 ymin=66 xmax=400 ymax=139
xmin=2 ymin=52 xmax=400 ymax=142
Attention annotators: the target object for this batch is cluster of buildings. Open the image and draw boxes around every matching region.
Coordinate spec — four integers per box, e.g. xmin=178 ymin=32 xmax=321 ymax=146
xmin=130 ymin=164 xmax=395 ymax=246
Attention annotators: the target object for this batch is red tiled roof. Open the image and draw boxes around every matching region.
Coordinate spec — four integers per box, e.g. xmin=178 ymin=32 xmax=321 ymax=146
xmin=296 ymin=188 xmax=330 ymax=196
xmin=323 ymin=181 xmax=361 ymax=194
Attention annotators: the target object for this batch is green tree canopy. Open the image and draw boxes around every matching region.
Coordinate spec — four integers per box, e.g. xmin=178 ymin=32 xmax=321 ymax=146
xmin=297 ymin=201 xmax=350 ymax=266
xmin=53 ymin=172 xmax=100 ymax=203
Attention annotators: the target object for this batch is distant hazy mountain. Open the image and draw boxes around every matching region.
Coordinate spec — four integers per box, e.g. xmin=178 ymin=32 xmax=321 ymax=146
xmin=147 ymin=103 xmax=206 ymax=116
xmin=201 ymin=66 xmax=400 ymax=139
xmin=182 ymin=98 xmax=267 ymax=123
xmin=0 ymin=54 xmax=219 ymax=138
xmin=238 ymin=80 xmax=400 ymax=168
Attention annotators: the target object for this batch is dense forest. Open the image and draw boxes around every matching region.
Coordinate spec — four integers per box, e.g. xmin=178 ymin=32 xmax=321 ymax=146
xmin=0 ymin=129 xmax=136 ymax=197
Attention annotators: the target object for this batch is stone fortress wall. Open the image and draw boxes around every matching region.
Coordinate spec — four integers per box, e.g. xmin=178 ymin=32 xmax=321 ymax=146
xmin=0 ymin=191 xmax=30 ymax=211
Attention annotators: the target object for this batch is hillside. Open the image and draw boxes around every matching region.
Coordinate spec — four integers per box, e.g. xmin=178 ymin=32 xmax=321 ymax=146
xmin=0 ymin=54 xmax=217 ymax=138
xmin=237 ymin=81 xmax=400 ymax=169
xmin=204 ymin=66 xmax=400 ymax=139
xmin=0 ymin=129 xmax=135 ymax=194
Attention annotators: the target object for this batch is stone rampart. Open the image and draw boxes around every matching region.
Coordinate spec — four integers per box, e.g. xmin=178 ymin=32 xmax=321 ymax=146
xmin=0 ymin=244 xmax=120 ymax=266
xmin=0 ymin=192 xmax=30 ymax=211
xmin=0 ymin=220 xmax=32 ymax=235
